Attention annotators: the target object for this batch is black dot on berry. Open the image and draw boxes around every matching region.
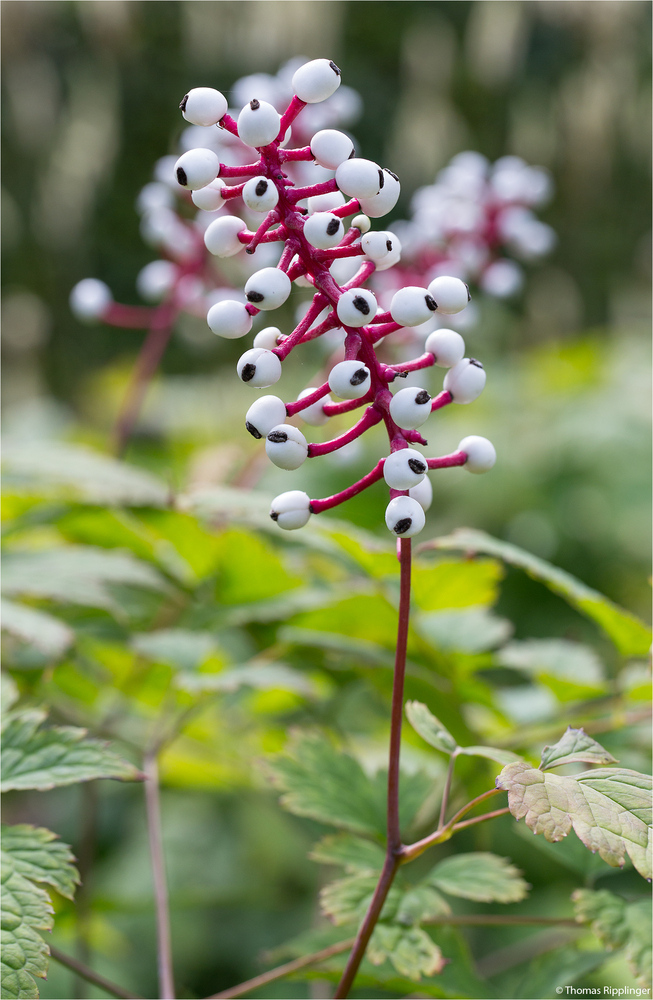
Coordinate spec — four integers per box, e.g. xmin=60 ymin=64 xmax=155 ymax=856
xmin=408 ymin=458 xmax=426 ymax=474
xmin=394 ymin=517 xmax=412 ymax=534
xmin=268 ymin=430 xmax=288 ymax=443
xmin=250 ymin=99 xmax=260 ymax=110
xmin=386 ymin=169 xmax=399 ymax=182
xmin=270 ymin=511 xmax=279 ymax=521
xmin=326 ymin=219 xmax=340 ymax=236
xmin=352 ymin=295 xmax=370 ymax=315
xmin=350 ymin=368 xmax=369 ymax=386
xmin=425 ymin=294 xmax=437 ymax=311
xmin=255 ymin=180 xmax=268 ymax=196
xmin=348 ymin=148 xmax=356 ymax=159
xmin=179 ymin=94 xmax=189 ymax=112
xmin=247 ymin=291 xmax=265 ymax=303
xmin=378 ymin=170 xmax=385 ymax=189
xmin=415 ymin=390 xmax=430 ymax=405
xmin=241 ymin=364 xmax=257 ymax=382
xmin=176 ymin=167 xmax=187 ymax=186
xmin=465 ymin=282 xmax=471 ymax=301
xmin=329 ymin=61 xmax=341 ymax=76
xmin=246 ymin=421 xmax=262 ymax=439
xmin=470 ymin=358 xmax=483 ymax=369
xmin=386 ymin=240 xmax=393 ymax=251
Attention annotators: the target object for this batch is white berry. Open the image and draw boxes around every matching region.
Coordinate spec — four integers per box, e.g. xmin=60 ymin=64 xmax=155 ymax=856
xmin=361 ymin=230 xmax=400 ymax=261
xmin=265 ymin=424 xmax=308 ymax=469
xmin=292 ymin=59 xmax=342 ymax=103
xmin=191 ymin=179 xmax=227 ymax=212
xmin=207 ymin=300 xmax=252 ymax=339
xmin=307 ymin=190 xmax=346 ymax=214
xmin=253 ymin=326 xmax=282 ymax=350
xmin=390 ymin=286 xmax=437 ymax=327
xmin=136 ymin=260 xmax=177 ymax=302
xmin=245 ymin=395 xmax=287 ymax=439
xmin=336 ymin=287 xmax=376 ymax=327
xmin=409 ymin=476 xmax=433 ymax=511
xmin=174 ymin=148 xmax=220 ymax=190
xmin=443 ymin=358 xmax=486 ymax=404
xmin=328 ymin=360 xmax=371 ymax=399
xmin=383 ymin=448 xmax=428 ymax=490
xmin=351 ymin=214 xmax=371 ymax=234
xmin=303 ymin=212 xmax=344 ymax=249
xmin=242 ymin=175 xmax=280 ymax=213
xmin=70 ymin=278 xmax=112 ymax=321
xmin=389 ymin=387 xmax=432 ymax=429
xmin=424 ymin=329 xmax=465 ymax=368
xmin=237 ymin=99 xmax=280 ymax=148
xmin=204 ymin=215 xmax=247 ymax=256
xmin=310 ymin=129 xmax=354 ymax=169
xmin=458 ymin=435 xmax=496 ymax=473
xmin=180 ymin=87 xmax=228 ymax=126
xmin=385 ymin=496 xmax=426 ymax=537
xmin=335 ymin=158 xmax=383 ymax=199
xmin=428 ymin=275 xmax=471 ymax=315
xmin=237 ymin=348 xmax=282 ymax=387
xmin=358 ymin=168 xmax=401 ymax=218
xmin=298 ymin=388 xmax=331 ymax=426
xmin=270 ymin=490 xmax=312 ymax=529
xmin=245 ymin=268 xmax=291 ymax=310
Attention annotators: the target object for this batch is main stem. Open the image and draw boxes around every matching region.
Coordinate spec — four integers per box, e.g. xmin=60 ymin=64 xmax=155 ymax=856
xmin=334 ymin=537 xmax=412 ymax=999
xmin=144 ymin=751 xmax=175 ymax=1000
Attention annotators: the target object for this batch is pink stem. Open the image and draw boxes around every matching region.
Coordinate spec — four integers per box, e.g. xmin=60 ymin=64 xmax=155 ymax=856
xmin=278 ymin=95 xmax=307 ymax=135
xmin=431 ymin=390 xmax=453 ymax=411
xmin=220 ymin=182 xmax=245 ymax=200
xmin=341 ymin=260 xmax=376 ymax=289
xmin=103 ymin=303 xmax=154 ymax=329
xmin=274 ymin=295 xmax=328 ymax=359
xmin=285 ymin=382 xmax=330 ymax=417
xmin=218 ymin=161 xmax=262 ymax=178
xmin=369 ymin=321 xmax=402 ymax=341
xmin=309 ymin=459 xmax=385 ymax=513
xmin=279 ymin=145 xmax=313 ymax=162
xmin=308 ymin=406 xmax=382 ymax=457
xmin=319 ymin=245 xmax=365 ymax=261
xmin=289 ymin=178 xmax=339 ymax=203
xmin=218 ymin=114 xmax=240 ymax=137
xmin=387 ymin=352 xmax=435 ymax=374
xmin=426 ymin=450 xmax=467 ymax=470
xmin=322 ymin=396 xmax=369 ymax=417
xmin=331 ymin=198 xmax=361 ymax=218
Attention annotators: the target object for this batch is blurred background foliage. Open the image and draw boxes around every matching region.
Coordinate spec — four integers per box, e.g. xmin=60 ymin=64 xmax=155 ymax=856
xmin=1 ymin=2 xmax=651 ymax=999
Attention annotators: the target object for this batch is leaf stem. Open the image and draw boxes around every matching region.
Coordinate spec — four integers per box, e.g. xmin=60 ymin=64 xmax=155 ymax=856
xmin=143 ymin=750 xmax=175 ymax=1000
xmin=205 ymin=939 xmax=355 ymax=1000
xmin=49 ymin=947 xmax=143 ymax=1000
xmin=401 ymin=787 xmax=502 ymax=863
xmin=334 ymin=538 xmax=412 ymax=998
xmin=438 ymin=753 xmax=457 ymax=828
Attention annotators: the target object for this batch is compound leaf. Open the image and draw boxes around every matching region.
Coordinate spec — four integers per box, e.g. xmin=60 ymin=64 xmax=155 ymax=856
xmin=320 ymin=874 xmax=401 ymax=926
xmin=572 ymin=889 xmax=652 ymax=988
xmin=540 ymin=727 xmax=618 ymax=771
xmin=497 ymin=762 xmax=652 ymax=878
xmin=368 ymin=924 xmax=445 ymax=981
xmin=428 ymin=852 xmax=530 ymax=903
xmin=310 ymin=834 xmax=385 ymax=874
xmin=1 ymin=710 xmax=142 ymax=791
xmin=430 ymin=529 xmax=651 ymax=656
xmin=394 ymin=885 xmax=450 ymax=926
xmin=405 ymin=701 xmax=457 ymax=754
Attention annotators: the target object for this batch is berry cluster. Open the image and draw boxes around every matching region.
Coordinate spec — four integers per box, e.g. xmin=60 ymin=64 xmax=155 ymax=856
xmin=383 ymin=151 xmax=555 ymax=306
xmin=174 ymin=59 xmax=495 ymax=539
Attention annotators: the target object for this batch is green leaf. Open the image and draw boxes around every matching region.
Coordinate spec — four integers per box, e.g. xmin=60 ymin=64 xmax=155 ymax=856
xmin=490 ymin=944 xmax=609 ymax=1000
xmin=429 ymin=529 xmax=652 ymax=655
xmin=131 ymin=629 xmax=218 ymax=670
xmin=1 ymin=601 xmax=74 ymax=659
xmin=320 ymin=873 xmax=401 ymax=926
xmin=405 ymin=701 xmax=457 ymax=754
xmin=428 ymin=852 xmax=530 ymax=903
xmin=417 ymin=607 xmax=512 ymax=654
xmin=1 ymin=676 xmax=19 ymax=717
xmin=573 ymin=889 xmax=652 ymax=988
xmin=309 ymin=834 xmax=385 ymax=874
xmin=1 ymin=441 xmax=167 ymax=507
xmin=279 ymin=627 xmax=397 ymax=670
xmin=368 ymin=924 xmax=445 ymax=980
xmin=411 ymin=558 xmax=504 ymax=612
xmin=1 ymin=826 xmax=78 ymax=900
xmin=540 ymin=727 xmax=618 ymax=770
xmin=458 ymin=745 xmax=524 ymax=766
xmin=1 ymin=710 xmax=142 ymax=791
xmin=497 ymin=639 xmax=604 ymax=687
xmin=2 ymin=546 xmax=169 ymax=613
xmin=267 ymin=733 xmax=430 ymax=839
xmin=178 ymin=663 xmax=319 ymax=697
xmin=497 ymin=762 xmax=652 ymax=878
xmin=268 ymin=732 xmax=386 ymax=837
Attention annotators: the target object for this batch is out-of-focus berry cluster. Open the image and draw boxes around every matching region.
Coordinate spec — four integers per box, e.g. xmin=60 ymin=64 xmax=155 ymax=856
xmin=161 ymin=58 xmax=496 ymax=539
